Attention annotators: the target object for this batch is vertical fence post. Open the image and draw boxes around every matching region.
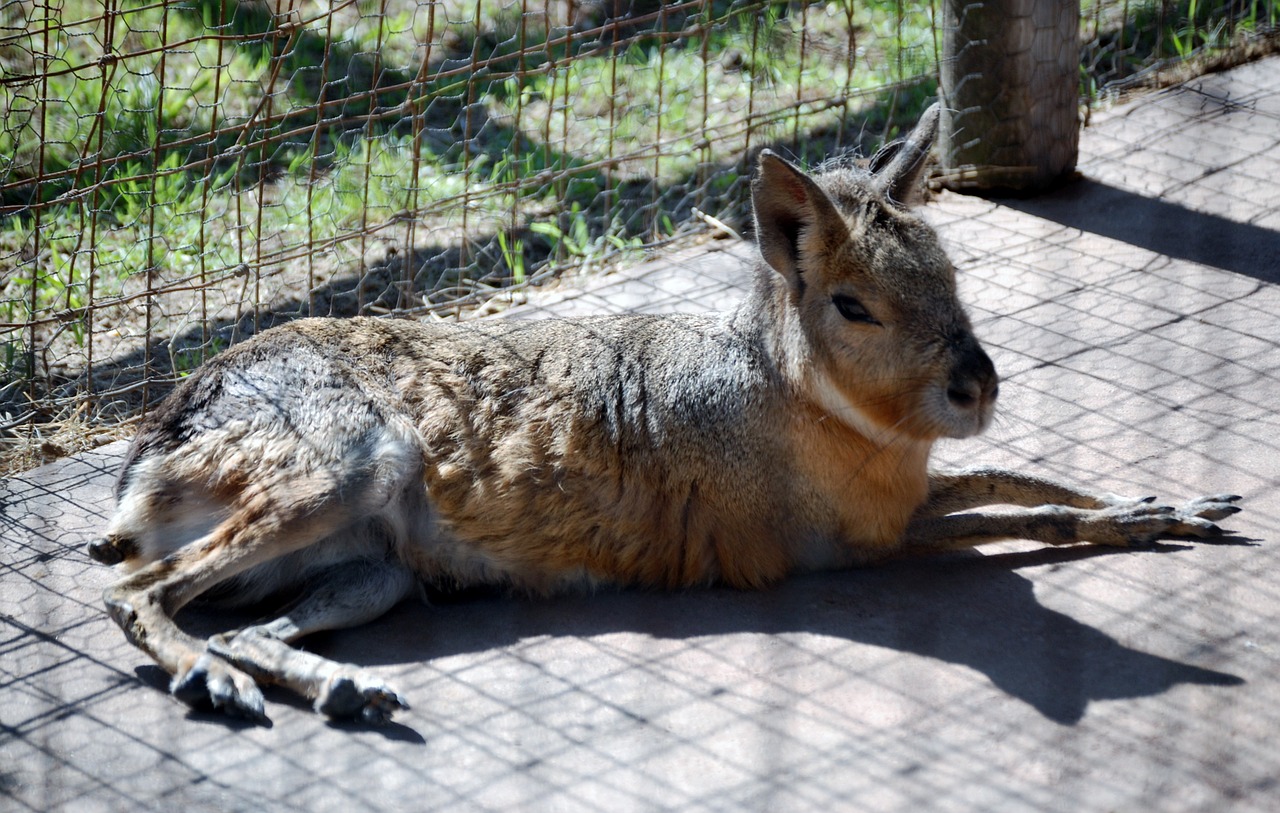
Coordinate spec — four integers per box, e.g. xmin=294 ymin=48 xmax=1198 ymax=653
xmin=939 ymin=0 xmax=1079 ymax=192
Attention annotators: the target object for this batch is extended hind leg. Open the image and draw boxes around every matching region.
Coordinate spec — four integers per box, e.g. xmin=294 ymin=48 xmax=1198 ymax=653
xmin=208 ymin=559 xmax=418 ymax=724
xmin=106 ymin=574 xmax=268 ymax=722
xmin=104 ymin=496 xmax=361 ymax=723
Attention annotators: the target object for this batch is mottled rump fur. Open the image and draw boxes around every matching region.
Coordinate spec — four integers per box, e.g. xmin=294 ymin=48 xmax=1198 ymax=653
xmin=88 ymin=104 xmax=1241 ymax=724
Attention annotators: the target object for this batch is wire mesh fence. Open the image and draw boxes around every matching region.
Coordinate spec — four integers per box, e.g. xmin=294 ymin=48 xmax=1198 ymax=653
xmin=0 ymin=0 xmax=1276 ymax=471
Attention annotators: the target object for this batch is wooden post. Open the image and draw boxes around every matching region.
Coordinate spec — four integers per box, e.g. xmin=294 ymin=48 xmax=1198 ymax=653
xmin=939 ymin=0 xmax=1080 ymax=192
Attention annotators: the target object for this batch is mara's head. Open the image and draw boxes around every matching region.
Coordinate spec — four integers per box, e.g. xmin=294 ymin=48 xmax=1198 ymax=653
xmin=751 ymin=103 xmax=997 ymax=442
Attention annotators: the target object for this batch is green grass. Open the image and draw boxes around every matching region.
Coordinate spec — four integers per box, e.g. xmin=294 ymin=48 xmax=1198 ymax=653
xmin=0 ymin=1 xmax=939 ymax=333
xmin=1080 ymin=0 xmax=1279 ymax=94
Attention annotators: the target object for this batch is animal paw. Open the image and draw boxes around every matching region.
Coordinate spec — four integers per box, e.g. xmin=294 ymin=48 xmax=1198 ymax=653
xmin=316 ymin=671 xmax=410 ymax=725
xmin=1163 ymin=494 xmax=1243 ymax=538
xmin=171 ymin=652 xmax=268 ymax=724
xmin=1084 ymin=494 xmax=1241 ymax=547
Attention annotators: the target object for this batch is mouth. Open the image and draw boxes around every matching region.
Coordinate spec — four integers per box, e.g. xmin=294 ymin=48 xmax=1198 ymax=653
xmin=931 ymin=383 xmax=996 ymax=439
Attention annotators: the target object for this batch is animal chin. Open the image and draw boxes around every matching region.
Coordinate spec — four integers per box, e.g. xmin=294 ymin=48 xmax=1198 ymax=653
xmin=946 ymin=414 xmax=989 ymax=440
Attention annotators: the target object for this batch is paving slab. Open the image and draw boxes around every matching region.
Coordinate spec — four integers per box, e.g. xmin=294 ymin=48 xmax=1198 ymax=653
xmin=4 ymin=57 xmax=1280 ymax=812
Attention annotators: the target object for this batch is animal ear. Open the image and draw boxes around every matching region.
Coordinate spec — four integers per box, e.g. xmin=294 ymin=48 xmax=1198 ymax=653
xmin=870 ymin=102 xmax=941 ymax=207
xmin=751 ymin=150 xmax=844 ymax=282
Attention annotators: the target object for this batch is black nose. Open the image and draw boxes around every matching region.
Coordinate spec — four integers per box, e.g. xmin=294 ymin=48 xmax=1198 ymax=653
xmin=947 ymin=337 xmax=998 ymax=409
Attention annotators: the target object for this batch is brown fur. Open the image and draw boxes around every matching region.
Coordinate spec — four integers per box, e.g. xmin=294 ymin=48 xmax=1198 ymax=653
xmin=88 ymin=104 xmax=1241 ymax=725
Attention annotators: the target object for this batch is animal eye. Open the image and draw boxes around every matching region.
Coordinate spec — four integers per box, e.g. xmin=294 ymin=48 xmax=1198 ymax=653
xmin=832 ymin=294 xmax=877 ymax=324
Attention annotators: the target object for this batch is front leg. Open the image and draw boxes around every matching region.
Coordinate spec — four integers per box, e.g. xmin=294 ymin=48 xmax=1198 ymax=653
xmin=907 ymin=466 xmax=1241 ymax=552
xmin=919 ymin=466 xmax=1140 ymax=516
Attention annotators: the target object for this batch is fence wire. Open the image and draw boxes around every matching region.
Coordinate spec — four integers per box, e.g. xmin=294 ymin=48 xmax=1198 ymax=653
xmin=0 ymin=0 xmax=1275 ymax=471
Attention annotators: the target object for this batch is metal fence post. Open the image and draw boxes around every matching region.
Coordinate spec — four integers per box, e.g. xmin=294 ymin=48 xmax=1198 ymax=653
xmin=939 ymin=0 xmax=1080 ymax=192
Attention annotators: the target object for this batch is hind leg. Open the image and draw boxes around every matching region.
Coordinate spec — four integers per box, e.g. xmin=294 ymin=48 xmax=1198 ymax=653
xmin=208 ymin=559 xmax=418 ymax=724
xmin=104 ymin=494 xmax=365 ymax=723
xmin=106 ymin=574 xmax=268 ymax=722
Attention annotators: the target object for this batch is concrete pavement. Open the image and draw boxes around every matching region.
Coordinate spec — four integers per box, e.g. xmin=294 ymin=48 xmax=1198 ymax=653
xmin=3 ymin=57 xmax=1279 ymax=812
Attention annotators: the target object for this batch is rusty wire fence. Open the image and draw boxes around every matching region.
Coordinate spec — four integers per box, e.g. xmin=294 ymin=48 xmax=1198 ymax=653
xmin=0 ymin=0 xmax=1276 ymax=470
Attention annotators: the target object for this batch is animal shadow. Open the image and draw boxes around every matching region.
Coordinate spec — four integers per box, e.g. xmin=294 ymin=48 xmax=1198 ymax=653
xmin=291 ymin=545 xmax=1244 ymax=727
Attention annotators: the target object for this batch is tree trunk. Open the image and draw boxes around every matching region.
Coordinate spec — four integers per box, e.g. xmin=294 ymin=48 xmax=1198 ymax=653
xmin=939 ymin=0 xmax=1080 ymax=192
